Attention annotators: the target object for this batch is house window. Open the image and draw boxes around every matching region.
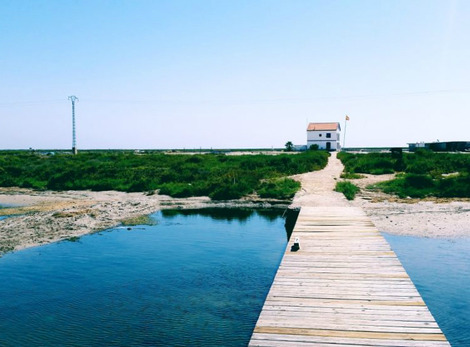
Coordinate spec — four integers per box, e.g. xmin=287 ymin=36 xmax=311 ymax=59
xmin=319 ymin=134 xmax=322 ymax=137
xmin=326 ymin=133 xmax=331 ymax=138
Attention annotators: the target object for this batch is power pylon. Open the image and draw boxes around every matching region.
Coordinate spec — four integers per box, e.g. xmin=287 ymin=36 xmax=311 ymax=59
xmin=68 ymin=95 xmax=79 ymax=154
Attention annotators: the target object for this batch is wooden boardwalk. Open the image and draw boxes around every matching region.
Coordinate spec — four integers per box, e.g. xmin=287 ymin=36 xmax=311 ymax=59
xmin=249 ymin=206 xmax=449 ymax=346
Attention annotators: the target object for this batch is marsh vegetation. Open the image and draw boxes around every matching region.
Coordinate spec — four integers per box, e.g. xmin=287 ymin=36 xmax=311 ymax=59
xmin=335 ymin=181 xmax=360 ymax=200
xmin=338 ymin=150 xmax=470 ymax=198
xmin=0 ymin=151 xmax=328 ymax=200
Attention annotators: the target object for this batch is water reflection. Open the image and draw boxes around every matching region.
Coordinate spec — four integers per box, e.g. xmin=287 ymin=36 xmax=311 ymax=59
xmin=162 ymin=207 xmax=280 ymax=222
xmin=162 ymin=208 xmax=298 ymax=241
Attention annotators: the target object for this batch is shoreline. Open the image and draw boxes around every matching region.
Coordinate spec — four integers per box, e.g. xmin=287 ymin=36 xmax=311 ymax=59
xmin=0 ymin=187 xmax=289 ymax=256
xmin=1 ymin=183 xmax=470 ymax=257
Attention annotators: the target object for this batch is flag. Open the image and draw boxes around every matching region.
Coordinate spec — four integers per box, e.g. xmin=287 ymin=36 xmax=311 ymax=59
xmin=345 ymin=115 xmax=350 ymax=121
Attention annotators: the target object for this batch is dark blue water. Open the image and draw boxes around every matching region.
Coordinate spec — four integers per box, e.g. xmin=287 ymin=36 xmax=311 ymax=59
xmin=384 ymin=233 xmax=470 ymax=347
xmin=0 ymin=208 xmax=287 ymax=347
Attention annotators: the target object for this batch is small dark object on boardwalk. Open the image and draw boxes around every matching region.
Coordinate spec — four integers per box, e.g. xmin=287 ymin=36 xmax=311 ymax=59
xmin=290 ymin=237 xmax=300 ymax=252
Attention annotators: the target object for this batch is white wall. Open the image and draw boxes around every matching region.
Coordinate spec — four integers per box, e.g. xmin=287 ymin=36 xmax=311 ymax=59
xmin=307 ymin=130 xmax=341 ymax=151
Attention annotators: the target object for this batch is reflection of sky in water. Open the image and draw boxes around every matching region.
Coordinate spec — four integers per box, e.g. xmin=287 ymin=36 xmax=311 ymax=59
xmin=384 ymin=233 xmax=470 ymax=347
xmin=0 ymin=209 xmax=287 ymax=346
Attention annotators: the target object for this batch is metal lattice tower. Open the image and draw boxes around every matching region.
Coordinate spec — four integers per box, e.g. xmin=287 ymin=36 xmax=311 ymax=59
xmin=68 ymin=95 xmax=79 ymax=154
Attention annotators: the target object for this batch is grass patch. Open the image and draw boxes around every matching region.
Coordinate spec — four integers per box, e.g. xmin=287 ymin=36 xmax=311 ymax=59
xmin=338 ymin=151 xmax=470 ymax=198
xmin=376 ymin=172 xmax=470 ymax=198
xmin=258 ymin=178 xmax=301 ymax=199
xmin=120 ymin=215 xmax=158 ymax=226
xmin=335 ymin=181 xmax=360 ymax=200
xmin=340 ymin=172 xmax=365 ymax=179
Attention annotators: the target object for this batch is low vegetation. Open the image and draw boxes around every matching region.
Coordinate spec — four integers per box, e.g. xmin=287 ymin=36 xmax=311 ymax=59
xmin=258 ymin=178 xmax=301 ymax=199
xmin=120 ymin=215 xmax=158 ymax=226
xmin=340 ymin=172 xmax=365 ymax=179
xmin=338 ymin=150 xmax=470 ymax=198
xmin=0 ymin=150 xmax=329 ymax=200
xmin=335 ymin=181 xmax=360 ymax=200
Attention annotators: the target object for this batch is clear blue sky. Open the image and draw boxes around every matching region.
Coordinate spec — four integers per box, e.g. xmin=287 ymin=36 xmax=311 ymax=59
xmin=1 ymin=0 xmax=469 ymax=149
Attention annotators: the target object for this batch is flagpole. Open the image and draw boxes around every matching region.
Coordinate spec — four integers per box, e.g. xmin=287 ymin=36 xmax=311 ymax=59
xmin=343 ymin=115 xmax=348 ymax=150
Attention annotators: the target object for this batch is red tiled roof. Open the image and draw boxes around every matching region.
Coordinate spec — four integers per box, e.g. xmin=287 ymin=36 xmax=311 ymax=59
xmin=307 ymin=122 xmax=340 ymax=131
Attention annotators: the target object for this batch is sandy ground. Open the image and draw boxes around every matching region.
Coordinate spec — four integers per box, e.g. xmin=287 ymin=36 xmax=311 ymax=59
xmin=1 ymin=153 xmax=469 ymax=255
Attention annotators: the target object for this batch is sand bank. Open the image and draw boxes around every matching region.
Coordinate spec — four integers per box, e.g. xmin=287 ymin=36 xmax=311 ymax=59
xmin=0 ymin=187 xmax=287 ymax=255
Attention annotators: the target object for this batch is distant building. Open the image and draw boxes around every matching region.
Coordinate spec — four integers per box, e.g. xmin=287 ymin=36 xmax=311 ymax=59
xmin=307 ymin=122 xmax=341 ymax=151
xmin=293 ymin=145 xmax=308 ymax=151
xmin=408 ymin=141 xmax=470 ymax=152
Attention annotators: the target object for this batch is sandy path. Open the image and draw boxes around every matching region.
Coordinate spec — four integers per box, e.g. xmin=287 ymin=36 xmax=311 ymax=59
xmin=290 ymin=153 xmax=470 ymax=238
xmin=291 ymin=152 xmax=348 ymax=207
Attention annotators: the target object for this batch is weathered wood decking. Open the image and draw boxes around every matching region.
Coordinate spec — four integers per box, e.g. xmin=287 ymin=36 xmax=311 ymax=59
xmin=249 ymin=206 xmax=449 ymax=346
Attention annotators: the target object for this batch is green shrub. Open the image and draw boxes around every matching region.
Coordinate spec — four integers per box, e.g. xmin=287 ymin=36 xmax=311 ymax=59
xmin=377 ymin=174 xmax=436 ymax=198
xmin=0 ymin=150 xmax=329 ymax=200
xmin=438 ymin=173 xmax=470 ymax=198
xmin=404 ymin=174 xmax=434 ymax=189
xmin=340 ymin=172 xmax=364 ymax=179
xmin=258 ymin=178 xmax=301 ymax=199
xmin=335 ymin=181 xmax=360 ymax=200
xmin=159 ymin=183 xmax=196 ymax=198
xmin=309 ymin=144 xmax=319 ymax=151
xmin=338 ymin=151 xmax=470 ymax=198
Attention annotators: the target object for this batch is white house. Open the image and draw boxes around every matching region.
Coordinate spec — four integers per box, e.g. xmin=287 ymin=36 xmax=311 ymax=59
xmin=307 ymin=122 xmax=341 ymax=151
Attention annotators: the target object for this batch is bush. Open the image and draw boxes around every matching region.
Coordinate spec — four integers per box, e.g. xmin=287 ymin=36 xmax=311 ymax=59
xmin=335 ymin=181 xmax=360 ymax=200
xmin=309 ymin=144 xmax=319 ymax=151
xmin=0 ymin=150 xmax=330 ymax=200
xmin=338 ymin=151 xmax=470 ymax=198
xmin=258 ymin=178 xmax=301 ymax=199
xmin=340 ymin=172 xmax=364 ymax=179
xmin=404 ymin=174 xmax=434 ymax=189
xmin=438 ymin=173 xmax=470 ymax=198
xmin=377 ymin=174 xmax=436 ymax=198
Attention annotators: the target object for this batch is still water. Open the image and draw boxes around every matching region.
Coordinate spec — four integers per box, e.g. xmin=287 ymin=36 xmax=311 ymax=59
xmin=0 ymin=209 xmax=288 ymax=346
xmin=384 ymin=233 xmax=470 ymax=347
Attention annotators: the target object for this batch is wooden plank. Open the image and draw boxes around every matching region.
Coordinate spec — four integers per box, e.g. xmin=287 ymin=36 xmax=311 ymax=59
xmin=250 ymin=333 xmax=450 ymax=346
xmin=249 ymin=206 xmax=450 ymax=346
xmin=253 ymin=326 xmax=448 ymax=341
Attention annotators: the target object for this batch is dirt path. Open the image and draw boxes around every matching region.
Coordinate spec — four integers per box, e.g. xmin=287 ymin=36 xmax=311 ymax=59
xmin=291 ymin=152 xmax=349 ymax=207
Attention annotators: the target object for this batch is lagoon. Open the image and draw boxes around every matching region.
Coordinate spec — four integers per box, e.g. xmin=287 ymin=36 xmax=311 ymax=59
xmin=384 ymin=233 xmax=470 ymax=347
xmin=0 ymin=209 xmax=287 ymax=346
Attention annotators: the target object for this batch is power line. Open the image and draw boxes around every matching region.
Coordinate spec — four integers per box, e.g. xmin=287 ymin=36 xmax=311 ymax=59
xmin=0 ymin=88 xmax=468 ymax=108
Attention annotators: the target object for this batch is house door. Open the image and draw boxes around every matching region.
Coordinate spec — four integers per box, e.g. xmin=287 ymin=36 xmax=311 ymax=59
xmin=326 ymin=142 xmax=331 ymax=151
